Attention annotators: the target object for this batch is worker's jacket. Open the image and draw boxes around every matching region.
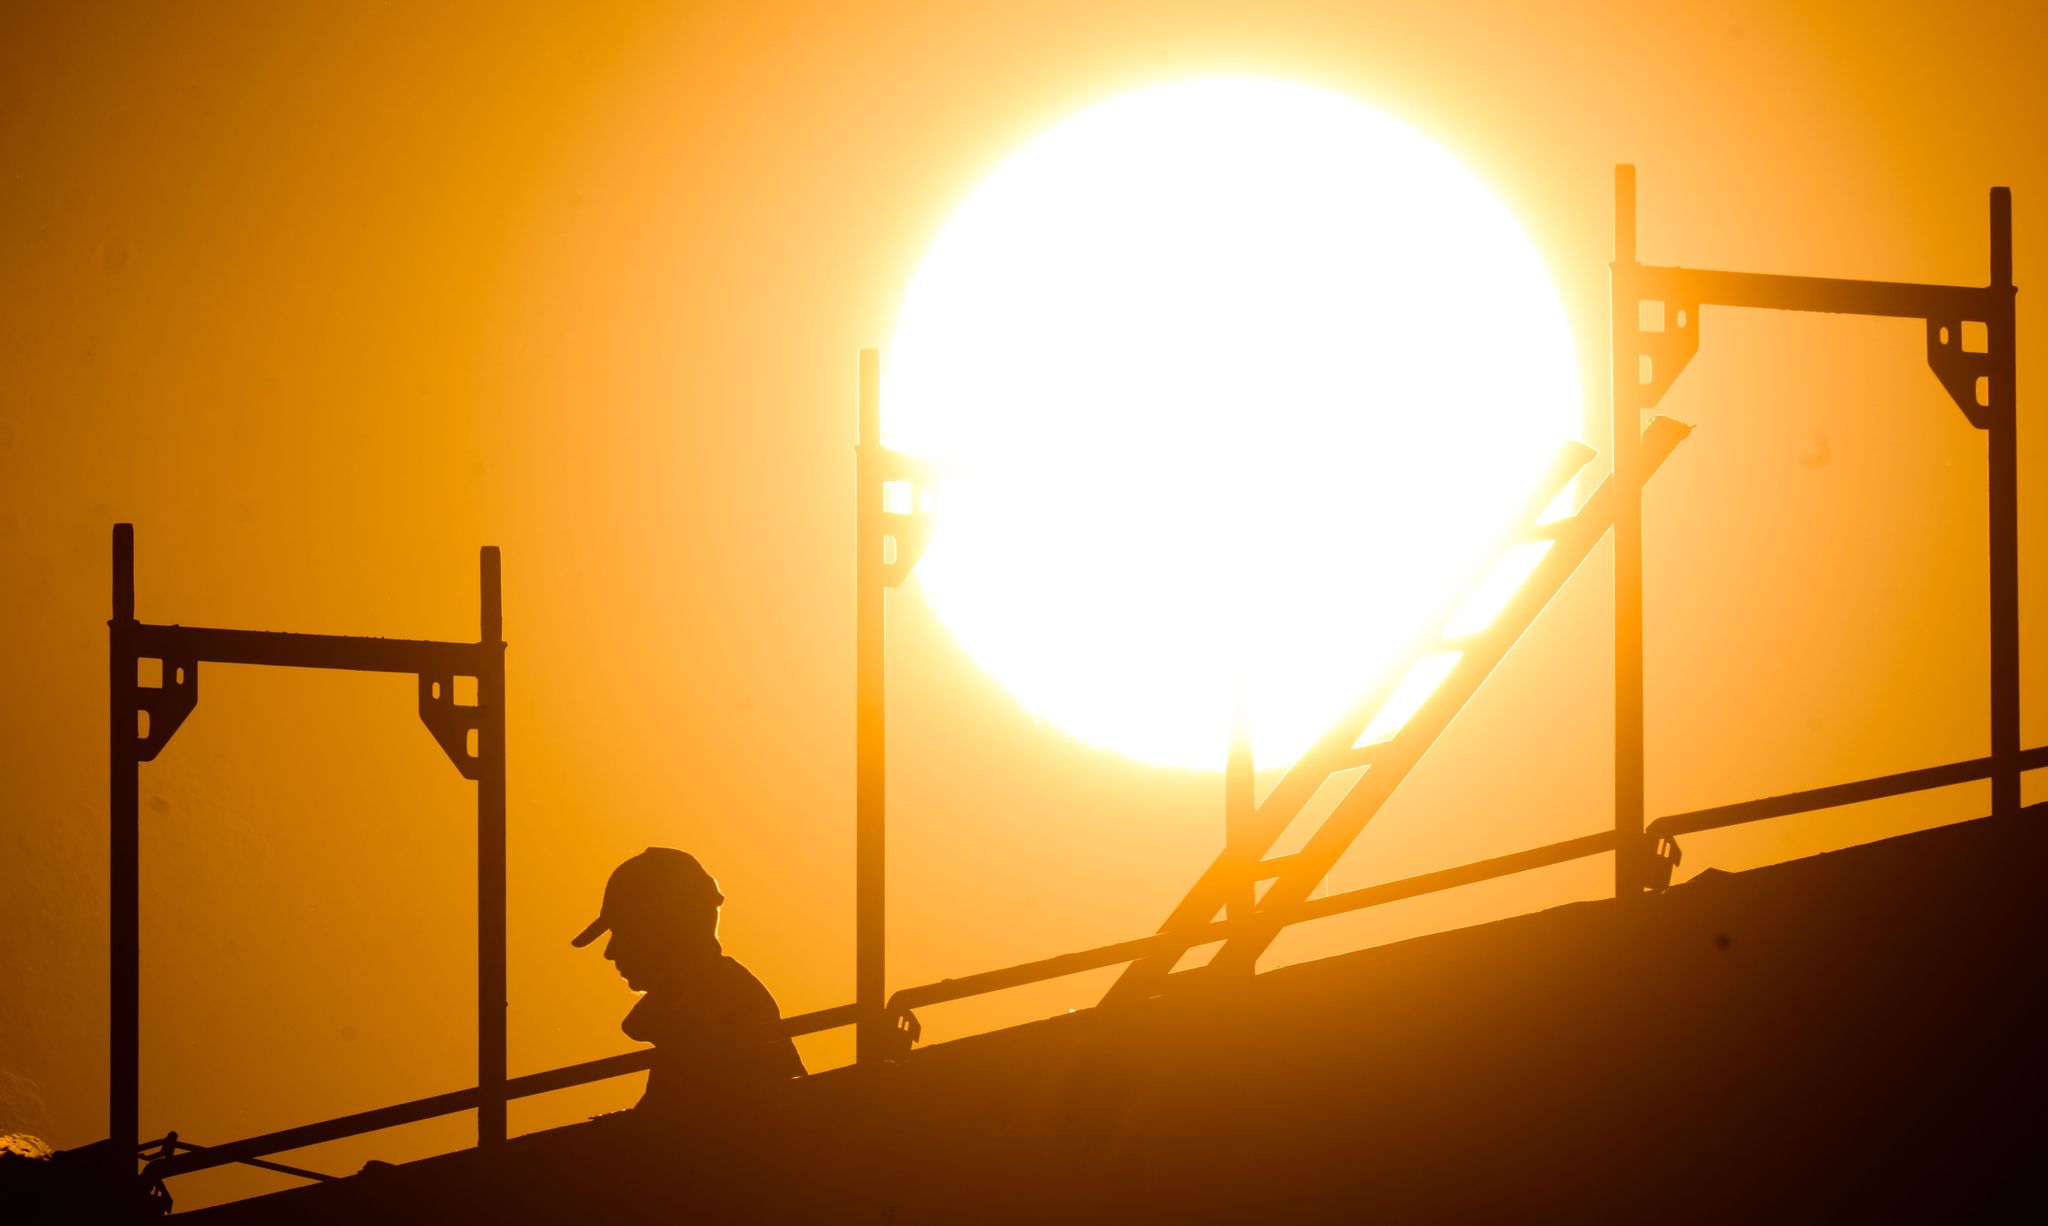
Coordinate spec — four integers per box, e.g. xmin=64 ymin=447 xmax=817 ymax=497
xmin=622 ymin=953 xmax=806 ymax=1114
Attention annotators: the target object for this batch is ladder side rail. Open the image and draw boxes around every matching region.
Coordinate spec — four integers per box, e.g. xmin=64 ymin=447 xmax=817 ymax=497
xmin=1247 ymin=439 xmax=1599 ymax=835
xmin=1107 ymin=441 xmax=1597 ymax=1001
xmin=1208 ymin=417 xmax=1691 ymax=976
xmin=1114 ymin=433 xmax=1654 ymax=1006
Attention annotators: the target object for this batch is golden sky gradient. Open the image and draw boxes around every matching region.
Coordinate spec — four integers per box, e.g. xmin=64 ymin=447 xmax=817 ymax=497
xmin=2 ymin=0 xmax=2043 ymax=1209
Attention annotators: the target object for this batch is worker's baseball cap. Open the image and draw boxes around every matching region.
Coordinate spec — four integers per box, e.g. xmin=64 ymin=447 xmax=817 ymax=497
xmin=570 ymin=847 xmax=724 ymax=948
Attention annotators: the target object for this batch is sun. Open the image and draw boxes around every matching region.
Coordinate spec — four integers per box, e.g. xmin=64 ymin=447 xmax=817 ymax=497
xmin=884 ymin=78 xmax=1581 ymax=771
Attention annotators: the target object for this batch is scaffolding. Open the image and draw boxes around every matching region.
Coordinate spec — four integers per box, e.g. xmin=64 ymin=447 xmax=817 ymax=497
xmin=1608 ymin=167 xmax=2023 ymax=890
xmin=123 ymin=166 xmax=2032 ymax=1201
xmin=108 ymin=527 xmax=508 ymax=1167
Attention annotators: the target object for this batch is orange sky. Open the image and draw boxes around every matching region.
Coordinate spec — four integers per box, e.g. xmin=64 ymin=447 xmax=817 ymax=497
xmin=2 ymin=0 xmax=2043 ymax=1210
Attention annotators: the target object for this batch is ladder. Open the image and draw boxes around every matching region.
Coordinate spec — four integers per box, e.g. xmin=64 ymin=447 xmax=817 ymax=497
xmin=1104 ymin=415 xmax=1692 ymax=1003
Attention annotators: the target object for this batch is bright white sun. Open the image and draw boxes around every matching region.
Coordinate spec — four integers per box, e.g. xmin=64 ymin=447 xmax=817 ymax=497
xmin=885 ymin=78 xmax=1581 ymax=771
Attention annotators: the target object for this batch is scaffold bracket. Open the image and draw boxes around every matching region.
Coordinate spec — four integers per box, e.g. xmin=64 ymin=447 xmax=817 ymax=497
xmin=1648 ymin=834 xmax=1683 ymax=892
xmin=418 ymin=671 xmax=486 ymax=780
xmin=870 ymin=446 xmax=935 ymax=588
xmin=1634 ymin=296 xmax=1700 ymax=409
xmin=134 ymin=655 xmax=198 ymax=762
xmin=1924 ymin=313 xmax=2000 ymax=429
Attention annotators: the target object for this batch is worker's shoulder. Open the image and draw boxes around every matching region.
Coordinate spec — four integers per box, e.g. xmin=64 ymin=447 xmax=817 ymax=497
xmin=712 ymin=954 xmax=782 ymax=1011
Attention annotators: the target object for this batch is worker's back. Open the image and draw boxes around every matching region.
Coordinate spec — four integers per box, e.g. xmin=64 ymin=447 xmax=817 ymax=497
xmin=623 ymin=952 xmax=805 ymax=1113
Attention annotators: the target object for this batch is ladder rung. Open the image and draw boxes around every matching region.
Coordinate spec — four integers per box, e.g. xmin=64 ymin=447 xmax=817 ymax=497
xmin=1333 ymin=744 xmax=1378 ymax=771
xmin=1253 ymin=853 xmax=1301 ymax=879
xmin=1313 ymin=736 xmax=1377 ymax=766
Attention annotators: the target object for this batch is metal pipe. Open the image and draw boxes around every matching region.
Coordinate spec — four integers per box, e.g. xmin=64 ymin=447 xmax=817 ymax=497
xmin=1611 ymin=164 xmax=1646 ymax=898
xmin=1631 ymin=265 xmax=1991 ymax=320
xmin=130 ymin=623 xmax=494 ymax=675
xmin=146 ymin=1002 xmax=861 ymax=1181
xmin=155 ymin=1139 xmax=339 ymax=1184
xmin=895 ymin=830 xmax=1621 ymax=1014
xmin=109 ymin=524 xmax=138 ymax=1175
xmin=477 ymin=547 xmax=507 ymax=1148
xmin=145 ymin=1085 xmax=484 ymax=1182
xmin=855 ymin=349 xmax=886 ymax=1062
xmin=1988 ymin=188 xmax=2019 ymax=821
xmin=1649 ymin=745 xmax=2048 ymax=840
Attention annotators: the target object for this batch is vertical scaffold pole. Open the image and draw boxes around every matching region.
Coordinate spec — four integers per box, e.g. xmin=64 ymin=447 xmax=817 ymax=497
xmin=1611 ymin=165 xmax=1646 ymax=896
xmin=477 ymin=546 xmax=507 ymax=1147
xmin=1988 ymin=189 xmax=2019 ymax=821
xmin=109 ymin=524 xmax=139 ymax=1172
xmin=855 ymin=349 xmax=886 ymax=1062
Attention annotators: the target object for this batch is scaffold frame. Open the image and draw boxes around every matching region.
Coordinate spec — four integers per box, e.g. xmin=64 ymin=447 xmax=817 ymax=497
xmin=1608 ymin=166 xmax=2022 ymax=892
xmin=107 ymin=525 xmax=509 ymax=1176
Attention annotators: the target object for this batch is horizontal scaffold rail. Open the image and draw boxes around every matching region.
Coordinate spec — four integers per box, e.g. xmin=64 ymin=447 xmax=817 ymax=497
xmin=1648 ymin=744 xmax=2048 ymax=841
xmin=143 ymin=1003 xmax=861 ymax=1181
xmin=1631 ymin=266 xmax=2000 ymax=319
xmin=133 ymin=623 xmax=494 ymax=674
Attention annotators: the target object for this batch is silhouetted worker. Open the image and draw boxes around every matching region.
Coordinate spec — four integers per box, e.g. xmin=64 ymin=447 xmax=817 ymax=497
xmin=572 ymin=848 xmax=805 ymax=1114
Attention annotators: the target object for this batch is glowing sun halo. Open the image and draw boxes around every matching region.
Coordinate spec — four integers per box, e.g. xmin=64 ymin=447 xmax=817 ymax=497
xmin=885 ymin=79 xmax=1581 ymax=771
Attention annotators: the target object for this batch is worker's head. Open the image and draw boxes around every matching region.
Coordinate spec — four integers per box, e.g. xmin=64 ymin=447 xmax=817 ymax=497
xmin=571 ymin=848 xmax=723 ymax=990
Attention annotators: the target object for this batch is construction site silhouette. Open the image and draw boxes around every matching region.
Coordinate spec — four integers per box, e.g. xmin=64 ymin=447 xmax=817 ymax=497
xmin=3 ymin=162 xmax=2038 ymax=1221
